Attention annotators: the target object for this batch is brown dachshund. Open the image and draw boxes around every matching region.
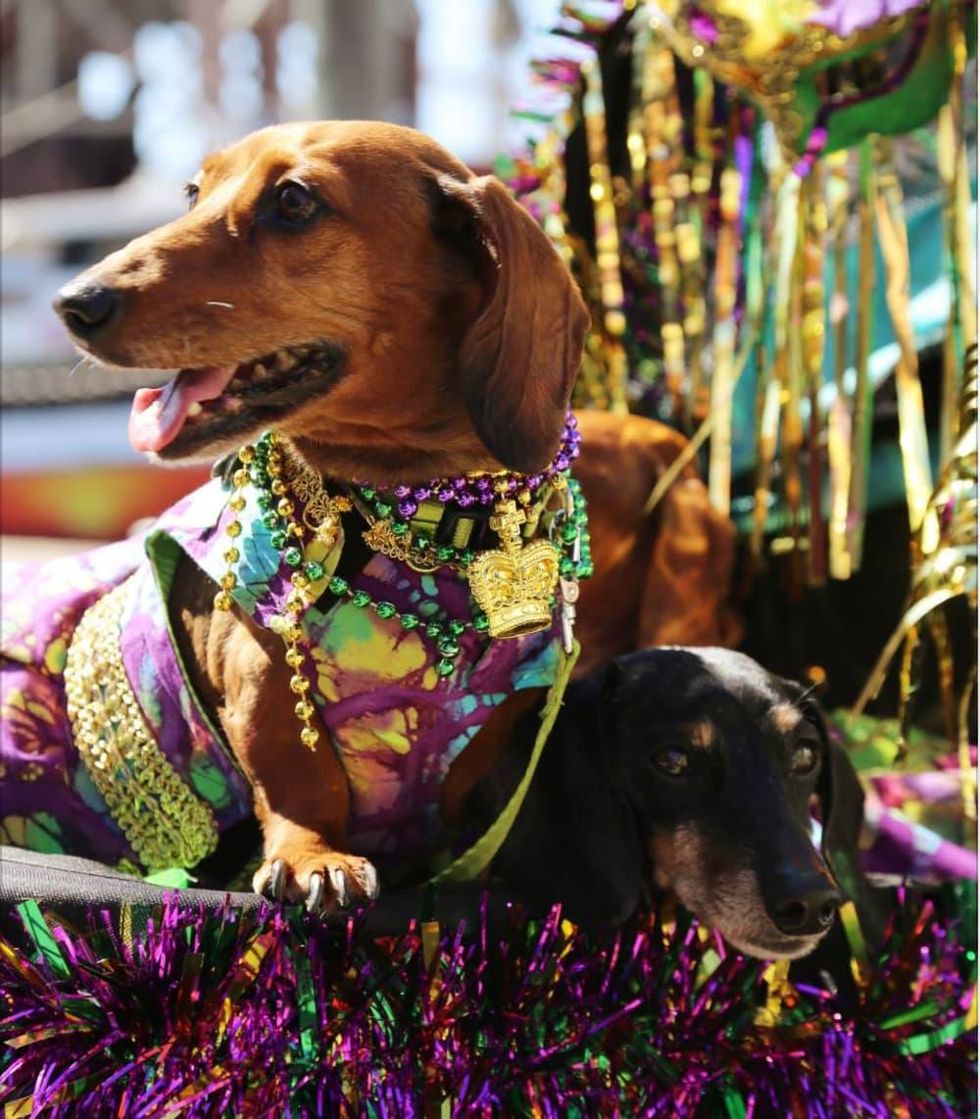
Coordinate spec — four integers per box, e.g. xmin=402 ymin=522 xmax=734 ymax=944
xmin=51 ymin=121 xmax=735 ymax=911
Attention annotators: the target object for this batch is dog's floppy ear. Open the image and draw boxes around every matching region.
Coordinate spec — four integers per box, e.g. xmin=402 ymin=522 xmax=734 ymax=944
xmin=430 ymin=174 xmax=589 ymax=472
xmin=811 ymin=708 xmax=887 ymax=949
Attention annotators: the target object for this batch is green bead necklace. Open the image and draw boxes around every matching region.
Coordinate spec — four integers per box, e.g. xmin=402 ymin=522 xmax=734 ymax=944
xmin=354 ymin=477 xmax=593 ymax=581
xmin=215 ymin=431 xmax=592 ymax=754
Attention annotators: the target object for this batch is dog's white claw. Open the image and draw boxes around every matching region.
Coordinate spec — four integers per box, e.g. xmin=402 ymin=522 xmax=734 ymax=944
xmin=329 ymin=867 xmax=347 ymax=907
xmin=269 ymin=858 xmax=287 ymax=901
xmin=361 ymin=862 xmax=380 ymax=900
xmin=275 ymin=350 xmax=293 ymax=371
xmin=306 ymin=872 xmax=324 ymax=914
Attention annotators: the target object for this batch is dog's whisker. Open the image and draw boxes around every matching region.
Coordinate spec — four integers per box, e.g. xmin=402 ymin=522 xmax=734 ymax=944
xmin=67 ymin=355 xmax=93 ymax=379
xmin=796 ymin=681 xmax=821 ymax=705
xmin=206 ymin=301 xmax=236 ymax=309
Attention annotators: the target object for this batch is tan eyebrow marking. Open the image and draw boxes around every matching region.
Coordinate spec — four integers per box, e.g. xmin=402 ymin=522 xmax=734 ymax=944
xmin=684 ymin=719 xmax=716 ymax=750
xmin=226 ymin=151 xmax=296 ymax=236
xmin=771 ymin=702 xmax=802 ymax=735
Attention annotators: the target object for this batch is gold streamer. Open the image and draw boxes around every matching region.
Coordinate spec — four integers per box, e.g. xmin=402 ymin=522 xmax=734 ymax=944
xmin=957 ymin=666 xmax=977 ymax=840
xmin=750 ymin=165 xmax=795 ymax=563
xmin=627 ymin=15 xmax=652 ymax=194
xmin=926 ymin=610 xmax=958 ymax=743
xmin=643 ymin=44 xmax=687 ymax=413
xmin=827 ymin=151 xmax=853 ymax=581
xmin=750 ymin=342 xmax=778 ymax=566
xmin=896 ymin=624 xmax=921 ymax=765
xmin=707 ymin=156 xmax=741 ymax=515
xmin=937 ymin=6 xmax=977 ymax=464
xmin=689 ymin=67 xmax=715 ymax=424
xmin=846 ymin=140 xmax=876 ymax=572
xmin=581 ymin=56 xmax=627 ymax=342
xmin=874 ymin=138 xmax=936 ymax=550
xmin=801 ymin=165 xmax=828 ymax=586
xmin=580 ymin=54 xmax=627 ymax=411
xmin=852 ymin=345 xmax=977 ymax=762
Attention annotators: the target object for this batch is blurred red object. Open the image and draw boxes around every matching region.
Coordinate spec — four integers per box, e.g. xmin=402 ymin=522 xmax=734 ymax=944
xmin=1 ymin=463 xmax=210 ymax=540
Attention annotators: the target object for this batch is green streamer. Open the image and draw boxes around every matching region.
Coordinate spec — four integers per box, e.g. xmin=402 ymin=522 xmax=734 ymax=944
xmin=16 ymin=899 xmax=70 ymax=981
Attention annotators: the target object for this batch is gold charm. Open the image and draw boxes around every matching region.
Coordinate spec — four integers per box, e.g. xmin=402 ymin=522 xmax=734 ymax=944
xmin=559 ymin=576 xmax=579 ymax=654
xmin=282 ymin=452 xmax=353 ymax=536
xmin=362 ymin=520 xmax=440 ymax=573
xmin=466 ymin=499 xmax=559 ymax=639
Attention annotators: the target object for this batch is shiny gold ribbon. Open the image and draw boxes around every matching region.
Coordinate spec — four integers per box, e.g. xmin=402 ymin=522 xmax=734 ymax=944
xmin=874 ymin=138 xmax=936 ymax=550
xmin=846 ymin=139 xmax=876 ymax=572
xmin=827 ymin=150 xmax=853 ymax=581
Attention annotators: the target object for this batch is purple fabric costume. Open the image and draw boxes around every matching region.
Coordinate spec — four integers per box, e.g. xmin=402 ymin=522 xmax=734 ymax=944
xmin=1 ymin=471 xmax=562 ymax=878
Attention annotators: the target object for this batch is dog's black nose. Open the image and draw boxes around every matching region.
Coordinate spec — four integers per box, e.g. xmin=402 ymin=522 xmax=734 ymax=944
xmin=54 ymin=284 xmax=120 ymax=337
xmin=768 ymin=880 xmax=842 ymax=936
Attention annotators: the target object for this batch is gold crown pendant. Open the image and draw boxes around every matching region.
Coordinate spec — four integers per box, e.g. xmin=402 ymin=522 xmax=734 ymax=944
xmin=466 ymin=498 xmax=559 ymax=639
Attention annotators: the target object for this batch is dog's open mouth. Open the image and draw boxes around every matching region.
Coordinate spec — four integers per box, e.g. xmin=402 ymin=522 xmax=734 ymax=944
xmin=128 ymin=341 xmax=346 ymax=458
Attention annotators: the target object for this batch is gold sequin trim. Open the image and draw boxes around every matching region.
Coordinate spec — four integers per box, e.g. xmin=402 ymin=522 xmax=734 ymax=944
xmin=64 ymin=575 xmax=219 ymax=870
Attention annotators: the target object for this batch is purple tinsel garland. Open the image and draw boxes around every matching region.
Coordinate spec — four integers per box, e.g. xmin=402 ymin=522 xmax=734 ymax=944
xmin=0 ymin=889 xmax=975 ymax=1117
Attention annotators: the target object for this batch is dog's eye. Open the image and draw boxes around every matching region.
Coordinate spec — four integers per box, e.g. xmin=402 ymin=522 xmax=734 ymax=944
xmin=653 ymin=748 xmax=689 ymax=777
xmin=184 ymin=182 xmax=199 ymax=211
xmin=276 ymin=182 xmax=319 ymax=224
xmin=789 ymin=743 xmax=819 ymax=775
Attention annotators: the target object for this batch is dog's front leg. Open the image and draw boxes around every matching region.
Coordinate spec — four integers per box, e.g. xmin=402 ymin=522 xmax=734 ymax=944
xmin=217 ymin=623 xmax=380 ymax=911
xmin=171 ymin=561 xmax=377 ymax=912
xmin=247 ymin=769 xmax=379 ymax=913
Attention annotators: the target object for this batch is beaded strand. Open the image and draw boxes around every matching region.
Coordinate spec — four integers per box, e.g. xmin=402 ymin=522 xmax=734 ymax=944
xmin=214 ymin=430 xmax=591 ymax=755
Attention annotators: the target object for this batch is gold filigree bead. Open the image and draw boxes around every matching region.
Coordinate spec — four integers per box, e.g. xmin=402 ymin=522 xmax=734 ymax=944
xmin=290 ymin=674 xmax=310 ymax=694
xmin=285 ymin=625 xmax=304 ymax=644
xmin=229 ymin=495 xmax=246 ymax=513
xmin=290 ymin=572 xmax=310 ymax=590
xmin=232 ymin=469 xmax=249 ymax=488
xmin=223 ymin=547 xmax=240 ymax=565
xmin=271 ymin=479 xmax=288 ymax=496
xmin=220 ymin=572 xmax=237 ymax=591
xmin=285 ymin=648 xmax=305 ymax=668
xmin=295 ymin=700 xmax=314 ymax=721
xmin=226 ymin=520 xmax=242 ymax=538
xmin=277 ymin=498 xmax=295 ymax=518
xmin=286 ymin=591 xmax=307 ymax=614
xmin=239 ymin=445 xmax=255 ymax=464
xmin=214 ymin=591 xmax=234 ymax=611
xmin=300 ymin=727 xmax=319 ymax=750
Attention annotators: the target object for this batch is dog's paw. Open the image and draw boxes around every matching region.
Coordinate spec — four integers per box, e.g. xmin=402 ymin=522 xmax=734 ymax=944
xmin=252 ymin=851 xmax=379 ymax=914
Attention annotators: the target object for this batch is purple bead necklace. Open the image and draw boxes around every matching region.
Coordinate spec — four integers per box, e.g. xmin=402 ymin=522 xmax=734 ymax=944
xmin=364 ymin=410 xmax=582 ymax=520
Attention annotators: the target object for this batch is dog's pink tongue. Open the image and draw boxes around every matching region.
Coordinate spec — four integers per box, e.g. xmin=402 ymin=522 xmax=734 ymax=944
xmin=128 ymin=365 xmax=237 ymax=453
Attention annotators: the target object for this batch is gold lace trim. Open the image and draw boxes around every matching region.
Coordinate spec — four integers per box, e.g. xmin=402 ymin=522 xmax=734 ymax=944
xmin=64 ymin=575 xmax=218 ymax=870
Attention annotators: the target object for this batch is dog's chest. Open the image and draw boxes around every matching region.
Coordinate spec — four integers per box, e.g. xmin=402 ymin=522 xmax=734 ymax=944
xmin=167 ymin=479 xmax=562 ymax=870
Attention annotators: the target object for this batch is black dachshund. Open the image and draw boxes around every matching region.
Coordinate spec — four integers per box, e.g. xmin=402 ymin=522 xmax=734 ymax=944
xmin=471 ymin=647 xmax=883 ymax=960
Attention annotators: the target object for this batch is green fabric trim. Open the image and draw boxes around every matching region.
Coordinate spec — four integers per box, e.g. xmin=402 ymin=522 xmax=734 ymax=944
xmin=429 ymin=640 xmax=579 ymax=885
xmin=143 ymin=529 xmax=243 ymax=779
